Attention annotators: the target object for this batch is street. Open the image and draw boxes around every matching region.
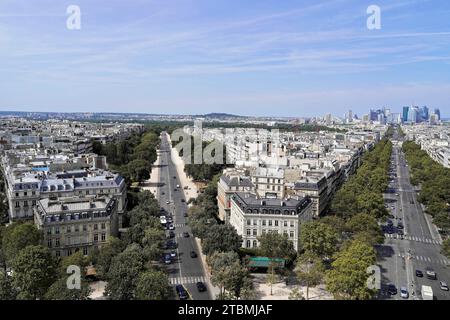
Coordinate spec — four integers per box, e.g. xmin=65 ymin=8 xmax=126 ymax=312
xmin=377 ymin=128 xmax=450 ymax=300
xmin=156 ymin=132 xmax=212 ymax=300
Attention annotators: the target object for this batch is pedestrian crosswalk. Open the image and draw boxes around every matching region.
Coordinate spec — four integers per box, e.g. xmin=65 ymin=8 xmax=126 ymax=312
xmin=174 ymin=223 xmax=185 ymax=228
xmin=384 ymin=233 xmax=442 ymax=245
xmin=169 ymin=276 xmax=206 ymax=285
xmin=396 ymin=253 xmax=449 ymax=266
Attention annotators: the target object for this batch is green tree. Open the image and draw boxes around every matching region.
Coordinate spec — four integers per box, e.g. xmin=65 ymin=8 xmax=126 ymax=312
xmin=44 ymin=277 xmax=92 ymax=300
xmin=202 ymin=224 xmax=242 ymax=256
xmin=300 ymin=221 xmax=339 ymax=259
xmin=95 ymin=237 xmax=125 ymax=278
xmin=105 ymin=245 xmax=145 ymax=300
xmin=0 ymin=272 xmax=15 ymax=300
xmin=295 ymin=251 xmax=325 ymax=300
xmin=2 ymin=222 xmax=42 ymax=265
xmin=11 ymin=245 xmax=57 ymax=300
xmin=134 ymin=270 xmax=172 ymax=300
xmin=325 ymin=240 xmax=377 ymax=300
xmin=258 ymin=232 xmax=296 ymax=295
xmin=288 ymin=287 xmax=305 ymax=300
xmin=345 ymin=213 xmax=384 ymax=246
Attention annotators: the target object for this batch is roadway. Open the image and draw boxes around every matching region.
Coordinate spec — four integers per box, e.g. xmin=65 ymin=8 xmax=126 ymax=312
xmin=156 ymin=132 xmax=212 ymax=300
xmin=377 ymin=128 xmax=450 ymax=300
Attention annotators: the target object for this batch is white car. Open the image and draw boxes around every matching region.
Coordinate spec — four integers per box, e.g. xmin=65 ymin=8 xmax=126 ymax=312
xmin=169 ymin=224 xmax=175 ymax=230
xmin=440 ymin=282 xmax=449 ymax=291
xmin=400 ymin=287 xmax=409 ymax=299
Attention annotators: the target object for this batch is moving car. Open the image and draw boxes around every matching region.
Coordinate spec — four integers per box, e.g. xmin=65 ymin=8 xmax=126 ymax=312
xmin=400 ymin=287 xmax=409 ymax=299
xmin=182 ymin=232 xmax=190 ymax=238
xmin=440 ymin=281 xmax=449 ymax=291
xmin=169 ymin=224 xmax=175 ymax=230
xmin=164 ymin=254 xmax=171 ymax=265
xmin=397 ymin=222 xmax=404 ymax=230
xmin=169 ymin=231 xmax=175 ymax=238
xmin=190 ymin=251 xmax=198 ymax=258
xmin=415 ymin=270 xmax=423 ymax=277
xmin=170 ymin=251 xmax=177 ymax=258
xmin=196 ymin=282 xmax=207 ymax=292
xmin=387 ymin=284 xmax=397 ymax=295
xmin=183 ymin=212 xmax=188 ymax=217
xmin=176 ymin=285 xmax=188 ymax=300
xmin=426 ymin=267 xmax=437 ymax=280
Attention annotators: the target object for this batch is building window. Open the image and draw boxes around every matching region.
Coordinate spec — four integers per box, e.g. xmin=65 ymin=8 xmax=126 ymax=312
xmin=290 ymin=221 xmax=295 ymax=228
xmin=67 ymin=249 xmax=72 ymax=256
xmin=15 ymin=201 xmax=20 ymax=208
xmin=47 ymin=239 xmax=52 ymax=248
xmin=246 ymin=240 xmax=251 ymax=248
xmin=246 ymin=220 xmax=251 ymax=226
xmin=268 ymin=220 xmax=272 ymax=226
xmin=15 ymin=193 xmax=19 ymax=197
xmin=101 ymin=233 xmax=106 ymax=241
xmin=55 ymin=227 xmax=60 ymax=235
xmin=101 ymin=223 xmax=106 ymax=230
xmin=83 ymin=247 xmax=88 ymax=256
xmin=55 ymin=250 xmax=60 ymax=257
xmin=94 ymin=224 xmax=98 ymax=230
xmin=32 ymin=200 xmax=36 ymax=206
xmin=262 ymin=220 xmax=266 ymax=226
xmin=55 ymin=238 xmax=60 ymax=247
xmin=252 ymin=240 xmax=258 ymax=248
xmin=47 ymin=228 xmax=52 ymax=235
xmin=253 ymin=229 xmax=257 ymax=236
xmin=253 ymin=220 xmax=257 ymax=226
xmin=284 ymin=221 xmax=288 ymax=227
xmin=246 ymin=229 xmax=251 ymax=236
xmin=275 ymin=220 xmax=279 ymax=227
xmin=290 ymin=231 xmax=294 ymax=238
xmin=24 ymin=192 xmax=27 ymax=196
xmin=83 ymin=225 xmax=87 ymax=232
xmin=74 ymin=225 xmax=79 ymax=232
xmin=94 ymin=234 xmax=98 ymax=242
xmin=66 ymin=226 xmax=71 ymax=233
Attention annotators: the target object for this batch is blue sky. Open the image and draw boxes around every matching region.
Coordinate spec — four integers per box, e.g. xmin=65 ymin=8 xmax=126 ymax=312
xmin=0 ymin=0 xmax=449 ymax=117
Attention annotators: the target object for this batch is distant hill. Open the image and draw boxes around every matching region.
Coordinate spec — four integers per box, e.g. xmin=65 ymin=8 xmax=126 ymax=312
xmin=202 ymin=113 xmax=245 ymax=119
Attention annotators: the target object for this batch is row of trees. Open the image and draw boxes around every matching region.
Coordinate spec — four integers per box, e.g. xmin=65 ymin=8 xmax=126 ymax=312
xmin=291 ymin=138 xmax=393 ymax=300
xmin=93 ymin=129 xmax=160 ymax=185
xmin=91 ymin=190 xmax=173 ymax=300
xmin=331 ymin=139 xmax=392 ymax=220
xmin=402 ymin=141 xmax=450 ymax=258
xmin=173 ymin=135 xmax=228 ymax=181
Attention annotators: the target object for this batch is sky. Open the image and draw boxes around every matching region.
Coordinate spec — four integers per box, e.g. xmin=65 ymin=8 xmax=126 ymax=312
xmin=0 ymin=0 xmax=449 ymax=117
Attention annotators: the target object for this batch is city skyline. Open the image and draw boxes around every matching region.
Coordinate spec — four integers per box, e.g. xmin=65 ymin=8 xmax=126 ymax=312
xmin=1 ymin=0 xmax=450 ymax=117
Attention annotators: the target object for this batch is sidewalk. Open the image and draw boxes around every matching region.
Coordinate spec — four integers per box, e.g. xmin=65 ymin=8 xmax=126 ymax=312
xmin=167 ymin=135 xmax=198 ymax=202
xmin=251 ymin=274 xmax=333 ymax=300
xmin=142 ymin=149 xmax=161 ymax=198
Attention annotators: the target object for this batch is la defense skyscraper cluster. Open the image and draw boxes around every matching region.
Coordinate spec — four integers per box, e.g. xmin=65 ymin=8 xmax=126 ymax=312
xmin=402 ymin=106 xmax=441 ymax=124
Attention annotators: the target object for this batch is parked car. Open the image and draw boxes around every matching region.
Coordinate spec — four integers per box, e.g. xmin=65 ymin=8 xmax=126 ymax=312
xmin=169 ymin=224 xmax=175 ymax=230
xmin=169 ymin=231 xmax=175 ymax=238
xmin=397 ymin=222 xmax=404 ymax=229
xmin=170 ymin=251 xmax=177 ymax=258
xmin=183 ymin=232 xmax=190 ymax=238
xmin=440 ymin=281 xmax=449 ymax=291
xmin=415 ymin=270 xmax=424 ymax=277
xmin=196 ymin=282 xmax=207 ymax=292
xmin=164 ymin=254 xmax=171 ymax=265
xmin=183 ymin=212 xmax=188 ymax=217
